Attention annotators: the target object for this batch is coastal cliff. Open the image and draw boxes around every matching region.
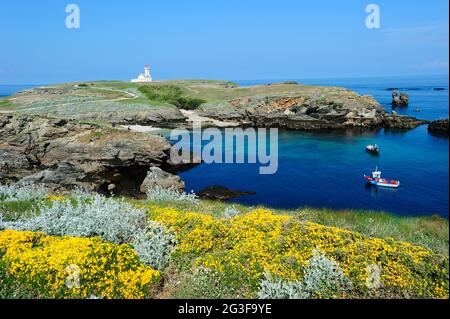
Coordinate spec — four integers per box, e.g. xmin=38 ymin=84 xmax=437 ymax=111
xmin=0 ymin=80 xmax=427 ymax=130
xmin=0 ymin=114 xmax=188 ymax=195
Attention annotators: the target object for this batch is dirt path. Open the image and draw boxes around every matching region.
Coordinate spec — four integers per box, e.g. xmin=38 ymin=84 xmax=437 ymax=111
xmin=179 ymin=109 xmax=240 ymax=127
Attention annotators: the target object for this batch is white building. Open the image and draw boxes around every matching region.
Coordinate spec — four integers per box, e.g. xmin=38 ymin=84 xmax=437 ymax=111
xmin=131 ymin=65 xmax=153 ymax=83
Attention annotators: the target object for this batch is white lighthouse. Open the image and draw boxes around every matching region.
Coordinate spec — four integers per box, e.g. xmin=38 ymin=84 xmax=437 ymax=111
xmin=131 ymin=64 xmax=153 ymax=83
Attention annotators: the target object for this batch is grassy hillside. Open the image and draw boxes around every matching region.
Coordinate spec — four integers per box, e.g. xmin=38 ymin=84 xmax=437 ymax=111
xmin=0 ymin=185 xmax=448 ymax=299
xmin=0 ymin=79 xmax=359 ymax=118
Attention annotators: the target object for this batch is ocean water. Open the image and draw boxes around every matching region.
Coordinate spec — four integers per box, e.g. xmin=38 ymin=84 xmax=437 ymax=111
xmin=1 ymin=77 xmax=448 ymax=217
xmin=0 ymin=84 xmax=40 ymax=97
xmin=178 ymin=75 xmax=449 ymax=217
xmin=237 ymin=75 xmax=449 ymax=120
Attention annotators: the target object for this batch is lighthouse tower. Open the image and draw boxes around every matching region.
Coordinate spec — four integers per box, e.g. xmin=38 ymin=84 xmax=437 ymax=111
xmin=131 ymin=64 xmax=153 ymax=83
xmin=144 ymin=64 xmax=152 ymax=82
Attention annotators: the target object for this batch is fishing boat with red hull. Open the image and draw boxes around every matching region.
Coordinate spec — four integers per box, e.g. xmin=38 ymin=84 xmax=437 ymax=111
xmin=364 ymin=168 xmax=400 ymax=188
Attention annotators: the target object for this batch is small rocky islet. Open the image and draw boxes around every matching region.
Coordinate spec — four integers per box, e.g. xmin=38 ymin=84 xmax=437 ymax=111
xmin=0 ymin=80 xmax=444 ymax=195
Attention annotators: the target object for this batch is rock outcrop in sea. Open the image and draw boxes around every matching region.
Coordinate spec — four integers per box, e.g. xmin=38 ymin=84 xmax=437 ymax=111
xmin=197 ymin=186 xmax=256 ymax=200
xmin=428 ymin=119 xmax=449 ymax=133
xmin=392 ymin=91 xmax=409 ymax=107
xmin=198 ymin=93 xmax=425 ymax=130
xmin=383 ymin=113 xmax=429 ymax=129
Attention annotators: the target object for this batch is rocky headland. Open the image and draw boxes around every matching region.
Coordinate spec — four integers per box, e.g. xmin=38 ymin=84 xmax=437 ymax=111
xmin=0 ymin=114 xmax=190 ymax=195
xmin=2 ymin=80 xmax=427 ymax=131
xmin=0 ymin=80 xmax=433 ymax=195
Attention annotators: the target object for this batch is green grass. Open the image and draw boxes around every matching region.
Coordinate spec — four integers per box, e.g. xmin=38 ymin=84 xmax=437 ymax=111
xmin=138 ymin=85 xmax=206 ymax=110
xmin=0 ymin=261 xmax=40 ymax=299
xmin=0 ymin=99 xmax=13 ymax=109
xmin=1 ymin=195 xmax=448 ymax=299
xmin=0 ymin=201 xmax=36 ymax=221
xmin=294 ymin=207 xmax=449 ymax=256
xmin=3 ymin=79 xmax=357 ymax=118
xmin=124 ymin=198 xmax=449 ymax=256
xmin=89 ymin=130 xmax=105 ymax=140
xmin=4 ymin=195 xmax=448 ymax=256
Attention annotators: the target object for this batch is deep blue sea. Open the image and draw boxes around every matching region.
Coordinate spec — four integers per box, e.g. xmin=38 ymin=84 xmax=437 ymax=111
xmin=178 ymin=75 xmax=449 ymax=217
xmin=1 ymin=76 xmax=449 ymax=217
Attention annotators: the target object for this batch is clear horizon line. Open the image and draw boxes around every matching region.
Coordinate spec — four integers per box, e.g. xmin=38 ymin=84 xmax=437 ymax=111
xmin=1 ymin=73 xmax=449 ymax=86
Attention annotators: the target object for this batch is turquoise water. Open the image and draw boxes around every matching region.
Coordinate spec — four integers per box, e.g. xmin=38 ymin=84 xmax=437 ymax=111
xmin=1 ymin=77 xmax=448 ymax=217
xmin=178 ymin=126 xmax=448 ymax=217
xmin=178 ymin=76 xmax=449 ymax=217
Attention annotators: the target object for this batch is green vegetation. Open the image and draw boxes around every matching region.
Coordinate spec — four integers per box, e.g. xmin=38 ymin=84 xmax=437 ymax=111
xmin=132 ymin=198 xmax=449 ymax=257
xmin=2 ymin=79 xmax=347 ymax=119
xmin=1 ymin=191 xmax=447 ymax=255
xmin=0 ymin=188 xmax=448 ymax=299
xmin=138 ymin=85 xmax=206 ymax=110
xmin=0 ymin=99 xmax=13 ymax=109
xmin=89 ymin=130 xmax=105 ymax=140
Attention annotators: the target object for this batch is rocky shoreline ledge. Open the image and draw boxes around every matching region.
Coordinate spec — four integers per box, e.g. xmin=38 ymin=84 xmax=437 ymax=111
xmin=2 ymin=81 xmax=429 ymax=131
xmin=0 ymin=114 xmax=191 ymax=195
xmin=428 ymin=119 xmax=449 ymax=133
xmin=0 ymin=81 xmax=436 ymax=195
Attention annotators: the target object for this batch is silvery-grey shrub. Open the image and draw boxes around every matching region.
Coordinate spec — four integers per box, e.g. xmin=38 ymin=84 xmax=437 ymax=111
xmin=146 ymin=186 xmax=199 ymax=205
xmin=70 ymin=187 xmax=95 ymax=202
xmin=0 ymin=183 xmax=48 ymax=202
xmin=258 ymin=251 xmax=351 ymax=299
xmin=301 ymin=251 xmax=351 ymax=298
xmin=258 ymin=273 xmax=309 ymax=299
xmin=1 ymin=194 xmax=146 ymax=244
xmin=132 ymin=221 xmax=177 ymax=270
xmin=219 ymin=206 xmax=240 ymax=218
xmin=183 ymin=267 xmax=235 ymax=299
xmin=0 ymin=191 xmax=176 ymax=269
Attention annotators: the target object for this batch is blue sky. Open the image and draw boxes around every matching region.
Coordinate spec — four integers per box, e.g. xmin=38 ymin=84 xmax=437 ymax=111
xmin=0 ymin=0 xmax=448 ymax=84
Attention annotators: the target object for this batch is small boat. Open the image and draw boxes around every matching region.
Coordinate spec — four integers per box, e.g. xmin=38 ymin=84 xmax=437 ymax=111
xmin=364 ymin=168 xmax=400 ymax=188
xmin=365 ymin=144 xmax=380 ymax=154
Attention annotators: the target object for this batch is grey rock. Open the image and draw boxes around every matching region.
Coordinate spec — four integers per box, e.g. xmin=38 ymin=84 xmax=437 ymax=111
xmin=140 ymin=167 xmax=185 ymax=193
xmin=18 ymin=162 xmax=87 ymax=191
xmin=428 ymin=119 xmax=449 ymax=133
xmin=383 ymin=114 xmax=428 ymax=129
xmin=392 ymin=91 xmax=409 ymax=107
xmin=198 ymin=93 xmax=387 ymax=130
xmin=197 ymin=186 xmax=256 ymax=201
xmin=0 ymin=114 xmax=192 ymax=195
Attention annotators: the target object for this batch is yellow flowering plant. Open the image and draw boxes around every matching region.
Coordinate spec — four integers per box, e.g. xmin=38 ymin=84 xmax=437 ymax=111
xmin=0 ymin=230 xmax=160 ymax=299
xmin=148 ymin=206 xmax=449 ymax=299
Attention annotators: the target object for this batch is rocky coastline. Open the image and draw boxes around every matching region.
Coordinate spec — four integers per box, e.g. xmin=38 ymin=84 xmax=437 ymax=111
xmin=0 ymin=114 xmax=191 ymax=195
xmin=4 ymin=82 xmax=429 ymax=131
xmin=0 ymin=81 xmax=437 ymax=196
xmin=428 ymin=119 xmax=449 ymax=133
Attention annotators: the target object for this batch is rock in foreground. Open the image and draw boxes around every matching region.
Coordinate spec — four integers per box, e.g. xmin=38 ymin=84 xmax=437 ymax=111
xmin=0 ymin=114 xmax=189 ymax=195
xmin=197 ymin=186 xmax=256 ymax=200
xmin=140 ymin=167 xmax=185 ymax=193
